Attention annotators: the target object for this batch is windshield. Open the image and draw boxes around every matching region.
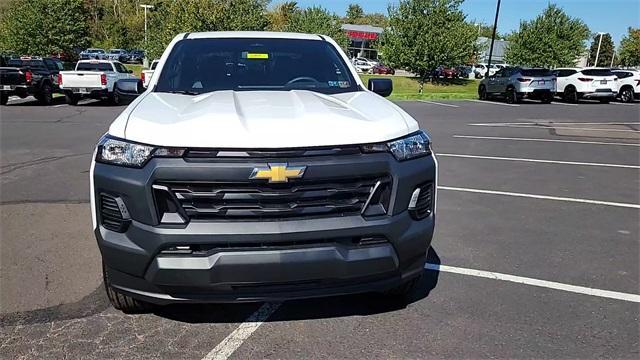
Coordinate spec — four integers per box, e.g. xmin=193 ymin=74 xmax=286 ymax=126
xmin=155 ymin=38 xmax=358 ymax=95
xmin=77 ymin=62 xmax=113 ymax=71
xmin=521 ymin=68 xmax=553 ymax=77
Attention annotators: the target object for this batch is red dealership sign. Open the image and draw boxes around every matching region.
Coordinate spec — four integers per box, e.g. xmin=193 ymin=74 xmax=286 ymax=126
xmin=345 ymin=30 xmax=378 ymax=40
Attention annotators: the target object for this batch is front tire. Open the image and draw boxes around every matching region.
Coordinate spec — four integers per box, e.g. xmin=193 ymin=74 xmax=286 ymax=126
xmin=505 ymin=87 xmax=519 ymax=104
xmin=103 ymin=263 xmax=153 ymax=314
xmin=619 ymin=88 xmax=634 ymax=103
xmin=563 ymin=86 xmax=578 ymax=103
xmin=38 ymin=83 xmax=53 ymax=105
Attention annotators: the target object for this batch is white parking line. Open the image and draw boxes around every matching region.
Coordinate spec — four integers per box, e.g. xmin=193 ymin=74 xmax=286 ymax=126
xmin=53 ymin=104 xmax=66 ymax=108
xmin=469 ymin=122 xmax=640 ymax=125
xmin=416 ymin=100 xmax=460 ymax=108
xmin=468 ymin=123 xmax=639 ymax=133
xmin=202 ymin=302 xmax=281 ymax=360
xmin=611 ymin=102 xmax=637 ymax=106
xmin=453 ymin=135 xmax=640 ymax=147
xmin=425 ymin=263 xmax=640 ymax=303
xmin=437 ymin=153 xmax=640 ymax=169
xmin=438 ymin=186 xmax=640 ymax=209
xmin=551 ymin=102 xmax=579 ymax=106
xmin=467 ymin=99 xmax=520 ymax=107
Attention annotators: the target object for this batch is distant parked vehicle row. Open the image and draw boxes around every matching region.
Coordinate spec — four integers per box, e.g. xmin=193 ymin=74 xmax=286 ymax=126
xmin=477 ymin=66 xmax=639 ymax=104
xmin=79 ymin=48 xmax=146 ymax=63
xmin=141 ymin=59 xmax=159 ymax=88
xmin=0 ymin=56 xmax=63 ymax=105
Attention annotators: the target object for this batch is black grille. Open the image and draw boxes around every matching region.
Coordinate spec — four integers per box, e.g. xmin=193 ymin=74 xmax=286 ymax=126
xmin=412 ymin=183 xmax=433 ymax=219
xmin=157 ymin=176 xmax=390 ymax=220
xmin=99 ymin=193 xmax=129 ymax=232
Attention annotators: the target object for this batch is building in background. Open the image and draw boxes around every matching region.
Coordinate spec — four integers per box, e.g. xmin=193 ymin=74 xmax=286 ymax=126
xmin=341 ymin=24 xmax=383 ymax=60
xmin=477 ymin=36 xmax=509 ymax=64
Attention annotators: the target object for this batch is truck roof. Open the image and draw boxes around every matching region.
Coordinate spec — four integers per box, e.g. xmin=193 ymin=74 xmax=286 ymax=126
xmin=185 ymin=31 xmax=323 ymax=41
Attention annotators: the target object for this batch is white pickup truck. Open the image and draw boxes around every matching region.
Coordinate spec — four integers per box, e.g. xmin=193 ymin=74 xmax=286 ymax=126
xmin=58 ymin=60 xmax=137 ymax=105
xmin=140 ymin=59 xmax=159 ymax=88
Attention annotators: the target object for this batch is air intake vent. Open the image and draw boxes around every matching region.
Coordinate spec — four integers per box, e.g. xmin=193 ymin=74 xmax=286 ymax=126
xmin=409 ymin=183 xmax=433 ymax=219
xmin=99 ymin=193 xmax=130 ymax=232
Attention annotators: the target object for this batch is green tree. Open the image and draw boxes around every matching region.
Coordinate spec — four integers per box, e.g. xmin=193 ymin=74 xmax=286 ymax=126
xmin=618 ymin=27 xmax=640 ymax=67
xmin=146 ymin=0 xmax=269 ymax=59
xmin=284 ymin=6 xmax=348 ymax=48
xmin=0 ymin=0 xmax=89 ymax=57
xmin=345 ymin=4 xmax=364 ymax=23
xmin=382 ymin=0 xmax=476 ymax=92
xmin=267 ymin=1 xmax=298 ymax=31
xmin=587 ymin=33 xmax=614 ymax=67
xmin=505 ymin=4 xmax=590 ymax=67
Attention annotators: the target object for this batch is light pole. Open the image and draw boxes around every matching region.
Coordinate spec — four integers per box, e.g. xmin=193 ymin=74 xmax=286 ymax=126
xmin=140 ymin=4 xmax=154 ymax=67
xmin=594 ymin=32 xmax=605 ymax=67
xmin=486 ymin=0 xmax=501 ymax=78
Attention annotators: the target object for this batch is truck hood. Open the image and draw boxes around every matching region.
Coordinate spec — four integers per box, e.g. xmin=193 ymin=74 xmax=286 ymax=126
xmin=118 ymin=90 xmax=417 ymax=148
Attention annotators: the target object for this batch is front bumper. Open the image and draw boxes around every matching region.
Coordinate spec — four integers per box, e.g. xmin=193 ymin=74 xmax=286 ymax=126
xmin=92 ymin=151 xmax=436 ymax=304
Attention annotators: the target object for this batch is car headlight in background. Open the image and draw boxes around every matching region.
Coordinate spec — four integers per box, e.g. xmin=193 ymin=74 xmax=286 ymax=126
xmin=362 ymin=130 xmax=431 ymax=161
xmin=96 ymin=135 xmax=184 ymax=167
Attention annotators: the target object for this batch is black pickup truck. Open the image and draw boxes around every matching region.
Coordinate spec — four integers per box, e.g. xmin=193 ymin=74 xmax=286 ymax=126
xmin=0 ymin=57 xmax=64 ymax=105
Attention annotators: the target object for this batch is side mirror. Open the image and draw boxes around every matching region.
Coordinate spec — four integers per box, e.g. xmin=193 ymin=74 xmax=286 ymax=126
xmin=367 ymin=78 xmax=393 ymax=97
xmin=128 ymin=69 xmax=133 ymax=74
xmin=114 ymin=79 xmax=143 ymax=105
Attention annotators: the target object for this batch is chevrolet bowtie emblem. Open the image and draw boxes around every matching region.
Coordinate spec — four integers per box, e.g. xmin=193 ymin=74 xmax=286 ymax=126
xmin=250 ymin=163 xmax=306 ymax=183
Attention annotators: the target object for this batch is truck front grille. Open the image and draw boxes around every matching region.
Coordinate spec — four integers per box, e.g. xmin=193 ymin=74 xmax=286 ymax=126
xmin=156 ymin=176 xmax=390 ymax=221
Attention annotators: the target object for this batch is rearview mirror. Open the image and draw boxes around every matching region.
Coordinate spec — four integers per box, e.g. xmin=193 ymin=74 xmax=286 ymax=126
xmin=367 ymin=78 xmax=393 ymax=97
xmin=113 ymin=79 xmax=143 ymax=105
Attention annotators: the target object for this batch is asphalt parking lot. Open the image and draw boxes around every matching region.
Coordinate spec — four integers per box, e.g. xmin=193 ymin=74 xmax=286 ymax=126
xmin=1 ymin=96 xmax=638 ymax=359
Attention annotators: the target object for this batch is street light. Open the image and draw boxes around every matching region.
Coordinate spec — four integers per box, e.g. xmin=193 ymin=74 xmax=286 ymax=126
xmin=485 ymin=0 xmax=501 ymax=78
xmin=140 ymin=4 xmax=154 ymax=67
xmin=594 ymin=32 xmax=605 ymax=67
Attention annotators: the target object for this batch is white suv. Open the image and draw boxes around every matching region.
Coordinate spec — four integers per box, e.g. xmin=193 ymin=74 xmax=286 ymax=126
xmin=611 ymin=69 xmax=639 ymax=103
xmin=554 ymin=68 xmax=618 ymax=103
xmin=478 ymin=67 xmax=556 ymax=104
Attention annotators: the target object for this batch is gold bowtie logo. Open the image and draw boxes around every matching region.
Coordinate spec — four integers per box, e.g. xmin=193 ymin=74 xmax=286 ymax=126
xmin=250 ymin=163 xmax=306 ymax=183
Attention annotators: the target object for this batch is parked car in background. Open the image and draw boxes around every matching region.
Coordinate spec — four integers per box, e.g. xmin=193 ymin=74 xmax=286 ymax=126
xmin=473 ymin=63 xmax=499 ymax=78
xmin=371 ymin=63 xmax=395 ymax=75
xmin=141 ymin=59 xmax=159 ymax=87
xmin=127 ymin=49 xmax=145 ymax=64
xmin=553 ymin=67 xmax=618 ymax=103
xmin=611 ymin=69 xmax=639 ymax=103
xmin=478 ymin=67 xmax=556 ymax=104
xmin=457 ymin=65 xmax=472 ymax=79
xmin=0 ymin=56 xmax=63 ymax=105
xmin=353 ymin=59 xmax=373 ymax=73
xmin=107 ymin=49 xmax=128 ymax=62
xmin=58 ymin=60 xmax=136 ymax=105
xmin=80 ymin=48 xmax=107 ymax=60
xmin=353 ymin=57 xmax=379 ymax=67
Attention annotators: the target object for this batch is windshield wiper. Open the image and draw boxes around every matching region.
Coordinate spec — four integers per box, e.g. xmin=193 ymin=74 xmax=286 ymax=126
xmin=166 ymin=90 xmax=202 ymax=95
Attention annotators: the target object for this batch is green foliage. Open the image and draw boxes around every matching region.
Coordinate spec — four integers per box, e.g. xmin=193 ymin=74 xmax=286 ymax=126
xmin=345 ymin=4 xmax=364 ymax=23
xmin=587 ymin=33 xmax=614 ymax=67
xmin=0 ymin=0 xmax=89 ymax=56
xmin=382 ymin=0 xmax=476 ymax=92
xmin=146 ymin=0 xmax=269 ymax=59
xmin=284 ymin=6 xmax=348 ymax=48
xmin=504 ymin=4 xmax=590 ymax=67
xmin=267 ymin=1 xmax=298 ymax=31
xmin=618 ymin=27 xmax=640 ymax=67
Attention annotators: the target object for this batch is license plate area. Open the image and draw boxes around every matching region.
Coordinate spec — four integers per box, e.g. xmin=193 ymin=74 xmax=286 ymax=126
xmin=73 ymin=88 xmax=88 ymax=94
xmin=600 ymin=80 xmax=607 ymax=85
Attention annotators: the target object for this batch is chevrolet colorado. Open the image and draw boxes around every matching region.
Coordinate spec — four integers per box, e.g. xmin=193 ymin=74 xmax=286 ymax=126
xmin=92 ymin=32 xmax=437 ymax=313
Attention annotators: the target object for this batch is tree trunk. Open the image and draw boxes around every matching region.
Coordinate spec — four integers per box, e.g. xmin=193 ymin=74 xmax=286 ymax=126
xmin=418 ymin=72 xmax=427 ymax=94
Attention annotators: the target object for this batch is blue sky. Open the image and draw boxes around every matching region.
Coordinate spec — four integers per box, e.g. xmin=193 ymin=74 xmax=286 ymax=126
xmin=293 ymin=0 xmax=639 ymax=45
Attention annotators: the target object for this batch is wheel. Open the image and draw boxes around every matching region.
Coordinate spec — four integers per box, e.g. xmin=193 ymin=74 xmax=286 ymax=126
xmin=111 ymin=91 xmax=121 ymax=105
xmin=505 ymin=87 xmax=519 ymax=104
xmin=599 ymin=99 xmax=610 ymax=104
xmin=619 ymin=87 xmax=634 ymax=103
xmin=65 ymin=92 xmax=79 ymax=105
xmin=563 ymin=86 xmax=578 ymax=103
xmin=0 ymin=93 xmax=8 ymax=105
xmin=103 ymin=263 xmax=153 ymax=314
xmin=541 ymin=93 xmax=553 ymax=104
xmin=478 ymin=85 xmax=487 ymax=100
xmin=38 ymin=83 xmax=53 ymax=105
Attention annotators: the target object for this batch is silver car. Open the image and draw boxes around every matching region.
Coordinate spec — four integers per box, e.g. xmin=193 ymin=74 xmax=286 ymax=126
xmin=478 ymin=67 xmax=556 ymax=103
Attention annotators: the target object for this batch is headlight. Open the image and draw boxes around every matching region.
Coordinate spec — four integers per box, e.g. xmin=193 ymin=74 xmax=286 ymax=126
xmin=362 ymin=131 xmax=431 ymax=161
xmin=96 ymin=135 xmax=184 ymax=168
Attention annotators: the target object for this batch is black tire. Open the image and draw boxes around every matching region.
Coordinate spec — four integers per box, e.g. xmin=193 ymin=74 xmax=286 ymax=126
xmin=0 ymin=93 xmax=8 ymax=105
xmin=599 ymin=99 xmax=610 ymax=104
xmin=563 ymin=86 xmax=578 ymax=103
xmin=505 ymin=87 xmax=518 ymax=104
xmin=478 ymin=85 xmax=487 ymax=100
xmin=541 ymin=93 xmax=553 ymax=104
xmin=38 ymin=83 xmax=53 ymax=105
xmin=103 ymin=263 xmax=153 ymax=314
xmin=65 ymin=92 xmax=79 ymax=105
xmin=111 ymin=91 xmax=121 ymax=106
xmin=619 ymin=87 xmax=634 ymax=103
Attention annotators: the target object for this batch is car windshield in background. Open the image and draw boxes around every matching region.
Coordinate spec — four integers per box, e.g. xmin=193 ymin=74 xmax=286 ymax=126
xmin=521 ymin=68 xmax=553 ymax=77
xmin=155 ymin=38 xmax=358 ymax=95
xmin=581 ymin=69 xmax=614 ymax=76
xmin=77 ymin=63 xmax=113 ymax=71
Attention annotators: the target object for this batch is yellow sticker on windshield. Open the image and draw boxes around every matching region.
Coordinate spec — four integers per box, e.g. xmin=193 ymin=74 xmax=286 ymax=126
xmin=246 ymin=52 xmax=269 ymax=59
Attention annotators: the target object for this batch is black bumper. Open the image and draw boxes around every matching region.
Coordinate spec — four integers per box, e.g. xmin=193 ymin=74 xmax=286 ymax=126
xmin=93 ymin=152 xmax=436 ymax=304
